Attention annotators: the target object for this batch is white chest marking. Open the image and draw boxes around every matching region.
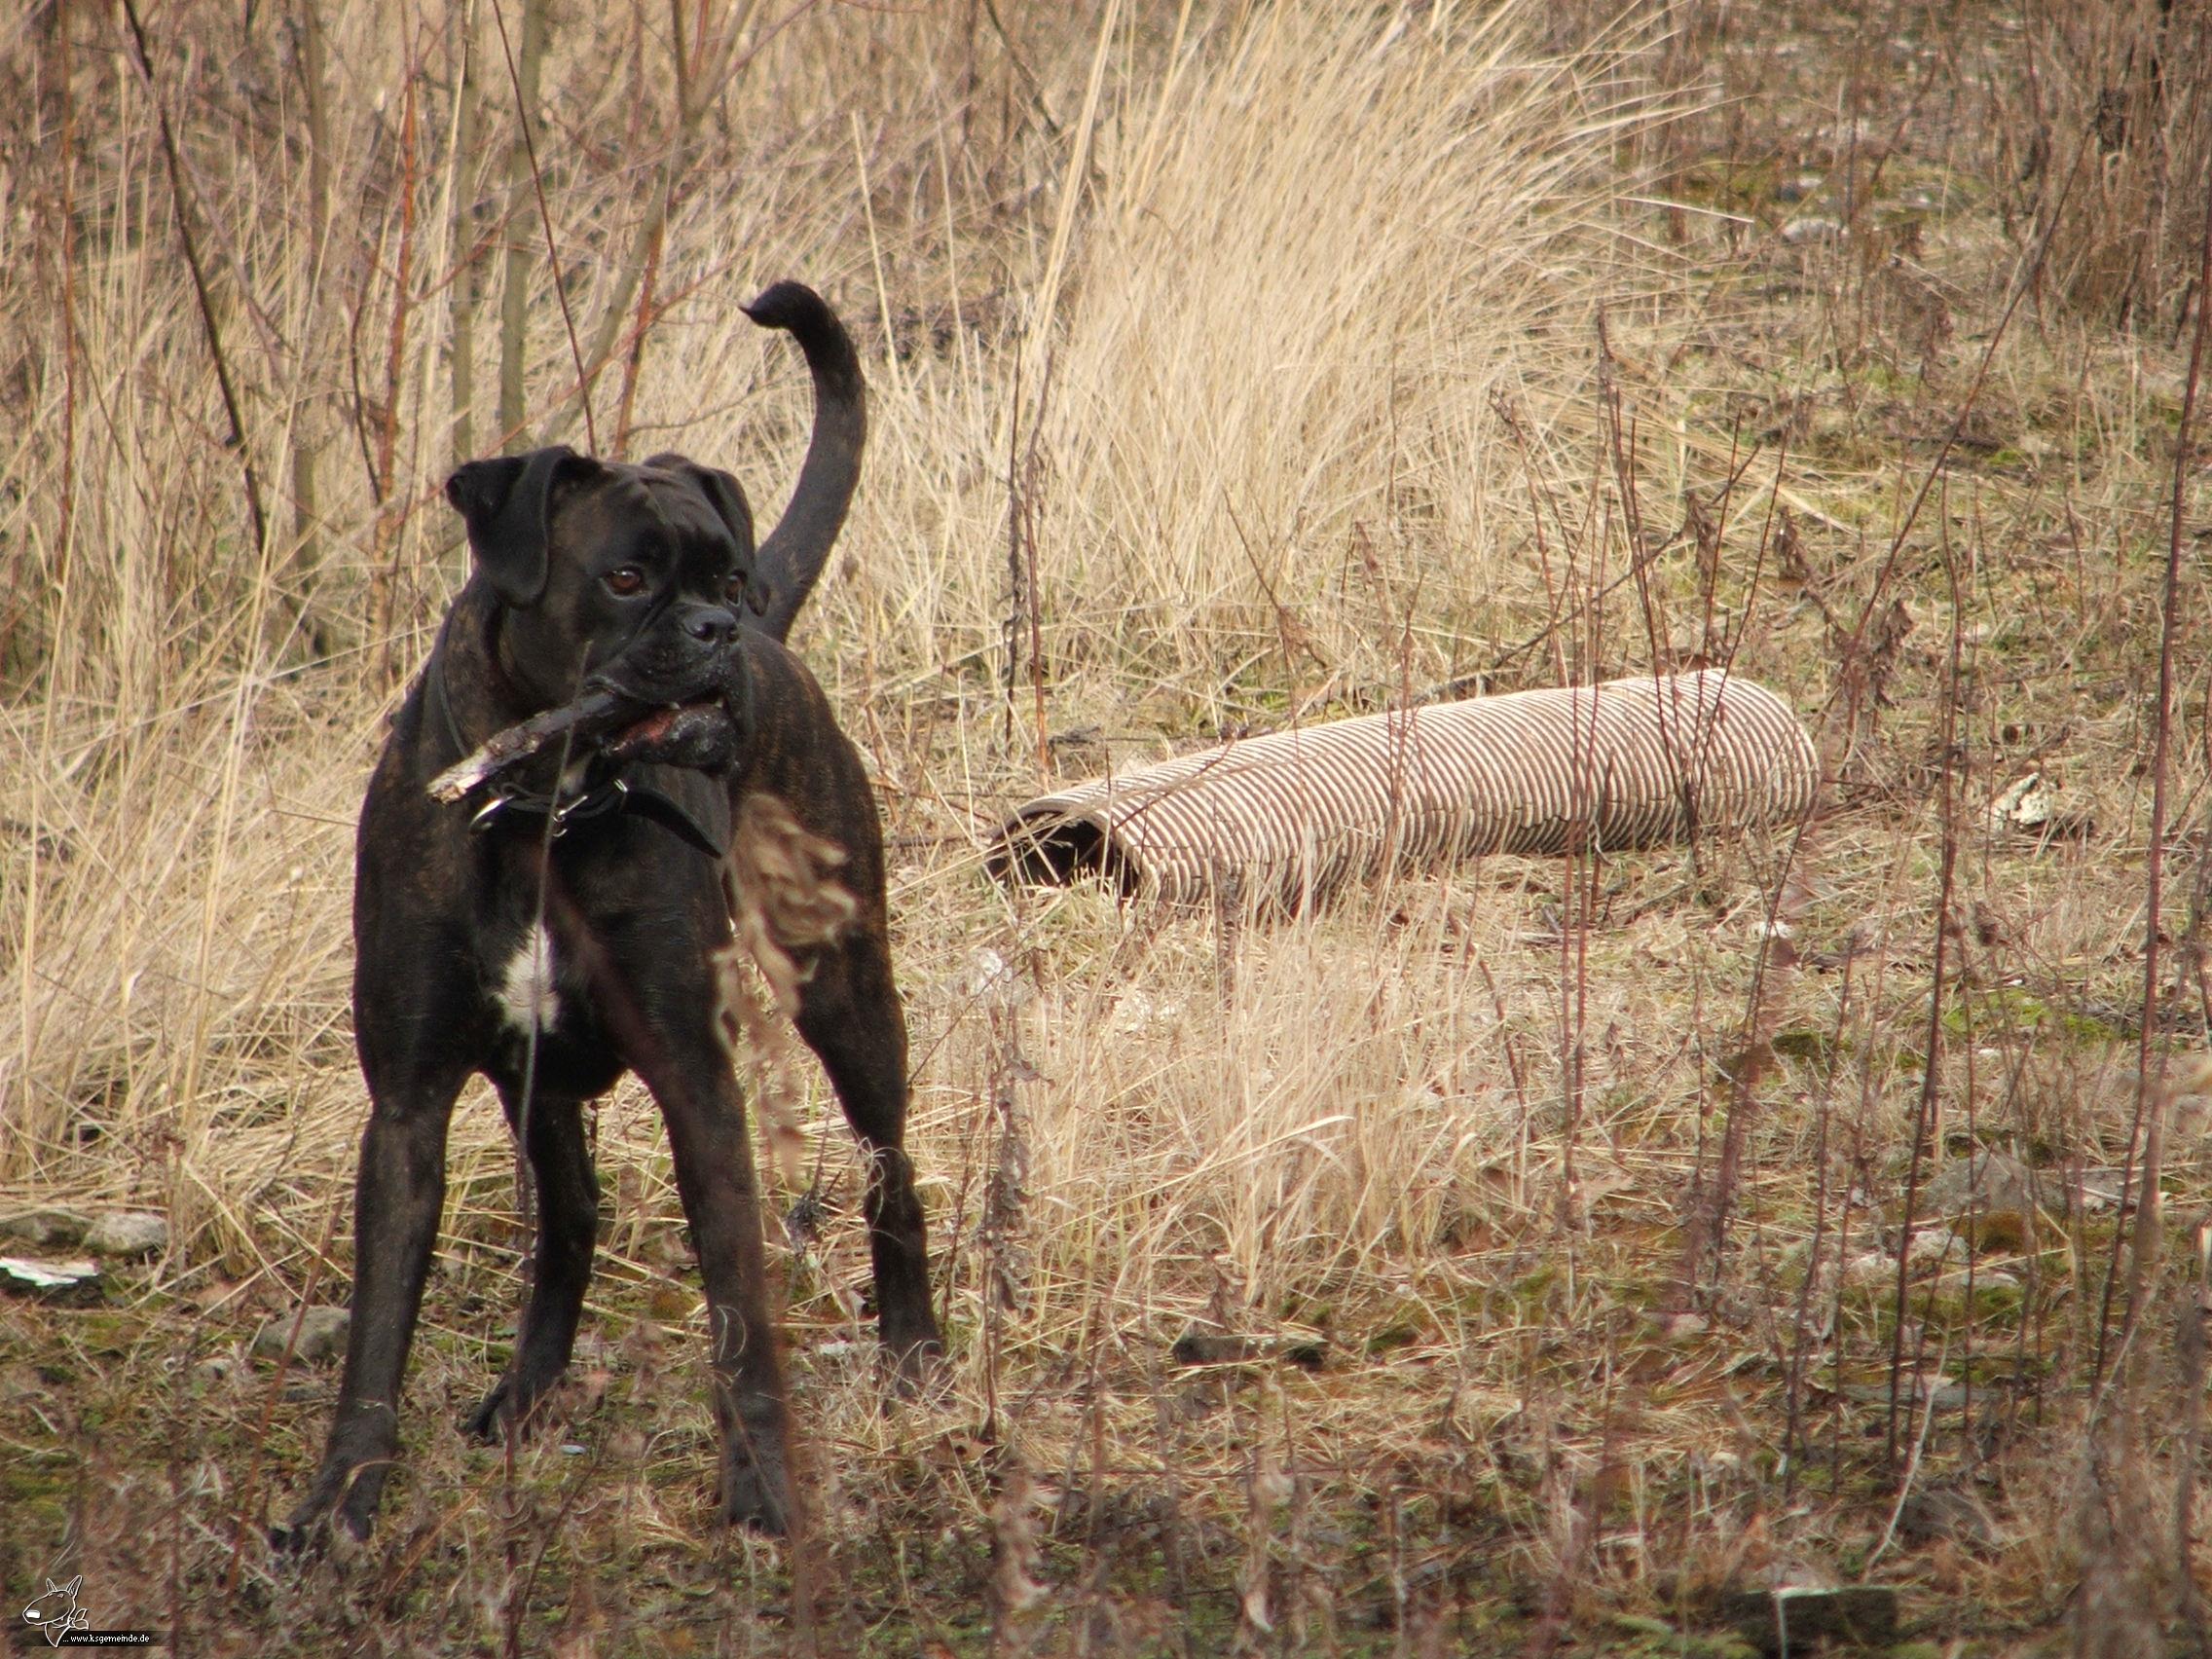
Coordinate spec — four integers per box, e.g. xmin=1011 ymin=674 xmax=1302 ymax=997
xmin=498 ymin=923 xmax=562 ymax=1035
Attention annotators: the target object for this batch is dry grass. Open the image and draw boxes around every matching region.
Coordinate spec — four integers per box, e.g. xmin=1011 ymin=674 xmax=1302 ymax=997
xmin=4 ymin=0 xmax=2211 ymax=1652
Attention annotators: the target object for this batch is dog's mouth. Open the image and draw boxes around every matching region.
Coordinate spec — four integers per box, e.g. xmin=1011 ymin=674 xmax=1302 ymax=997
xmin=596 ymin=696 xmax=741 ymax=771
xmin=608 ymin=700 xmax=709 ymax=744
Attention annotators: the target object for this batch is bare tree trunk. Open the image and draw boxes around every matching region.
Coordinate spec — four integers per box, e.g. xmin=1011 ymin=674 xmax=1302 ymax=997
xmin=497 ymin=0 xmax=549 ymax=450
xmin=448 ymin=0 xmax=483 ymax=468
xmin=291 ymin=0 xmax=334 ymax=653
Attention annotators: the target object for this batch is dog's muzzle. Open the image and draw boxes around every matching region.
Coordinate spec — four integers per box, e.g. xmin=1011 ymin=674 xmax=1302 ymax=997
xmin=587 ymin=598 xmax=740 ymax=708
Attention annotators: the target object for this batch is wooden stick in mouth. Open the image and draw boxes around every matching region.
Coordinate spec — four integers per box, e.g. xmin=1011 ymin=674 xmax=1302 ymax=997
xmin=425 ymin=689 xmax=634 ymax=801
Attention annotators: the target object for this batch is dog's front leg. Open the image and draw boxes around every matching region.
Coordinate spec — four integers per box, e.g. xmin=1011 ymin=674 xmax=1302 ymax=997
xmin=636 ymin=1040 xmax=794 ymax=1533
xmin=279 ymin=1070 xmax=463 ymax=1548
xmin=464 ymin=1088 xmax=600 ymax=1441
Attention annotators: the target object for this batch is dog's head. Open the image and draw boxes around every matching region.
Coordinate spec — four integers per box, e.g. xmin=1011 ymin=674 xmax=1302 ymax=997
xmin=446 ymin=446 xmax=765 ymax=712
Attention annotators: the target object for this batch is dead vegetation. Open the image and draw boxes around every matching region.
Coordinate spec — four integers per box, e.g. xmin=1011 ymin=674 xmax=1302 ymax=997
xmin=3 ymin=0 xmax=2211 ymax=1652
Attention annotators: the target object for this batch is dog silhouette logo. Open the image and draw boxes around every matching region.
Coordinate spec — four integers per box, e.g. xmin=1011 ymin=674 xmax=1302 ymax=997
xmin=20 ymin=1575 xmax=87 ymax=1647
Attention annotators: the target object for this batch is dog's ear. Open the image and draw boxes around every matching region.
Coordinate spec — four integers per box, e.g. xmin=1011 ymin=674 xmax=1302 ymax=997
xmin=642 ymin=454 xmax=768 ymax=615
xmin=446 ymin=446 xmax=598 ymax=606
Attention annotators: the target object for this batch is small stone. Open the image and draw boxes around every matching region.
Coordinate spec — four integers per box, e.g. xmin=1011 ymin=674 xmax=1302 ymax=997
xmin=1722 ymin=1585 xmax=1899 ymax=1653
xmin=1280 ymin=1339 xmax=1328 ymax=1372
xmin=1842 ymin=1250 xmax=1895 ymax=1288
xmin=1989 ymin=773 xmax=2055 ymax=830
xmin=83 ymin=1211 xmax=169 ymax=1260
xmin=1782 ymin=216 xmax=1844 ymax=245
xmin=1110 ymin=988 xmax=1187 ymax=1037
xmin=254 ymin=1305 xmax=350 ymax=1365
xmin=0 ymin=1209 xmax=92 ymax=1248
xmin=1902 ymin=1225 xmax=1963 ymax=1266
xmin=1838 ymin=1375 xmax=1967 ymax=1413
xmin=1899 ymin=1485 xmax=1998 ymax=1549
xmin=1171 ymin=1330 xmax=1259 ymax=1367
xmin=960 ymin=947 xmax=1032 ymax=1008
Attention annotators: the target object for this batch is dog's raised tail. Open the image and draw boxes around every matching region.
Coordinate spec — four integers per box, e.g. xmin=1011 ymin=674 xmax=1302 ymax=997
xmin=743 ymin=281 xmax=866 ymax=643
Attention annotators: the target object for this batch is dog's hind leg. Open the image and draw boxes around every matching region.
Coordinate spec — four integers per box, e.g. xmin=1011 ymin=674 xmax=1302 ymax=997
xmin=464 ymin=1088 xmax=600 ymax=1441
xmin=790 ymin=931 xmax=943 ymax=1381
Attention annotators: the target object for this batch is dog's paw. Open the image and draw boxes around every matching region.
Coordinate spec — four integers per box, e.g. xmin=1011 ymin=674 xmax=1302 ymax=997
xmin=462 ymin=1375 xmax=543 ymax=1443
xmin=267 ymin=1517 xmax=368 ymax=1564
xmin=267 ymin=1517 xmax=319 ymax=1561
xmin=461 ymin=1387 xmax=508 ymax=1444
xmin=271 ymin=1486 xmax=376 ymax=1561
xmin=878 ymin=1297 xmax=946 ymax=1395
xmin=718 ymin=1459 xmax=793 ymax=1536
xmin=882 ymin=1333 xmax=946 ymax=1399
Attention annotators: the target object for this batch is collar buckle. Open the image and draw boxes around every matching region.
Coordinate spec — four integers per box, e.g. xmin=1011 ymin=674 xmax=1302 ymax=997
xmin=468 ymin=775 xmax=630 ymax=839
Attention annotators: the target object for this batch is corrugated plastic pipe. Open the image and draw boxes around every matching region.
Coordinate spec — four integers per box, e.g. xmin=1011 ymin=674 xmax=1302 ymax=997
xmin=988 ymin=671 xmax=1818 ymax=911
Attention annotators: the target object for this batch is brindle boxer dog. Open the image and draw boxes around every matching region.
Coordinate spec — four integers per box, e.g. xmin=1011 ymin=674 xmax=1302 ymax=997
xmin=278 ymin=283 xmax=940 ymax=1548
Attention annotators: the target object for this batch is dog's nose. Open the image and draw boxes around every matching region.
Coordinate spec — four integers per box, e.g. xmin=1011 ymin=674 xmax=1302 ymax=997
xmin=682 ymin=604 xmax=737 ymax=645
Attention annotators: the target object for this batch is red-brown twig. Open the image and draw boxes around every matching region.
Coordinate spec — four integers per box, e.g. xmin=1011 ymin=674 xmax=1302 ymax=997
xmin=2100 ymin=126 xmax=2212 ymax=1386
xmin=1888 ymin=485 xmax=1967 ymax=1466
xmin=371 ymin=66 xmax=424 ymax=681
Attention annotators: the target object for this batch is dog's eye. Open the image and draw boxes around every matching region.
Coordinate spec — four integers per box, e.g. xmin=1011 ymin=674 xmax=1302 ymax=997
xmin=604 ymin=567 xmax=645 ymax=596
xmin=723 ymin=572 xmax=749 ymax=605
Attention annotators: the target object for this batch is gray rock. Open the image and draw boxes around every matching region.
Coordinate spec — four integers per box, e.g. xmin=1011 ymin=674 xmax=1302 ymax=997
xmin=1838 ymin=1376 xmax=1968 ymax=1414
xmin=84 ymin=1210 xmax=169 ymax=1259
xmin=2072 ymin=1168 xmax=2127 ymax=1212
xmin=0 ymin=1209 xmax=92 ymax=1248
xmin=254 ymin=1305 xmax=350 ymax=1365
xmin=1781 ymin=215 xmax=1844 ymax=245
xmin=1922 ymin=1152 xmax=2038 ymax=1222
